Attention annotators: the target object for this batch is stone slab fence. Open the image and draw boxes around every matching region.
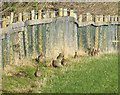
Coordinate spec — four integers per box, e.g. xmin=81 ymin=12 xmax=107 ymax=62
xmin=0 ymin=8 xmax=119 ymax=68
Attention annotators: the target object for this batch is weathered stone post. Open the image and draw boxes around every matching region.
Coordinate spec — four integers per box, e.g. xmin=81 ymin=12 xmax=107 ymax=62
xmin=46 ymin=10 xmax=50 ymax=18
xmin=104 ymin=15 xmax=109 ymax=23
xmin=86 ymin=13 xmax=92 ymax=48
xmin=10 ymin=12 xmax=14 ymax=24
xmin=43 ymin=11 xmax=47 ymax=19
xmin=5 ymin=16 xmax=11 ymax=65
xmin=35 ymin=14 xmax=38 ymax=19
xmin=111 ymin=16 xmax=115 ymax=22
xmin=31 ymin=10 xmax=37 ymax=58
xmin=51 ymin=10 xmax=56 ymax=18
xmin=38 ymin=10 xmax=42 ymax=53
xmin=63 ymin=8 xmax=67 ymax=16
xmin=74 ymin=11 xmax=77 ymax=20
xmin=18 ymin=13 xmax=22 ymax=22
xmin=18 ymin=13 xmax=25 ymax=61
xmin=99 ymin=15 xmax=103 ymax=50
xmin=78 ymin=15 xmax=83 ymax=49
xmin=1 ymin=17 xmax=7 ymax=69
xmin=38 ymin=10 xmax=42 ymax=20
xmin=0 ymin=37 xmax=1 ymax=92
xmin=100 ymin=15 xmax=103 ymax=22
xmin=23 ymin=12 xmax=28 ymax=58
xmin=0 ymin=3 xmax=2 ymax=90
xmin=9 ymin=12 xmax=15 ymax=64
xmin=103 ymin=15 xmax=109 ymax=51
xmin=114 ymin=15 xmax=118 ymax=50
xmin=95 ymin=15 xmax=99 ymax=49
xmin=86 ymin=13 xmax=92 ymax=22
xmin=0 ymin=35 xmax=1 ymax=92
xmin=2 ymin=18 xmax=6 ymax=28
xmin=107 ymin=15 xmax=111 ymax=51
xmin=59 ymin=8 xmax=63 ymax=17
xmin=78 ymin=15 xmax=82 ymax=22
xmin=70 ymin=9 xmax=74 ymax=17
xmin=114 ymin=15 xmax=118 ymax=22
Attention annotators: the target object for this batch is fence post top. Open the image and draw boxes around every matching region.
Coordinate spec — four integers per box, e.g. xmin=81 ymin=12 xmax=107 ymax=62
xmin=18 ymin=13 xmax=22 ymax=21
xmin=7 ymin=16 xmax=10 ymax=19
xmin=59 ymin=8 xmax=63 ymax=10
xmin=86 ymin=13 xmax=91 ymax=15
xmin=11 ymin=12 xmax=14 ymax=15
xmin=100 ymin=15 xmax=103 ymax=17
xmin=31 ymin=10 xmax=35 ymax=13
xmin=38 ymin=10 xmax=42 ymax=12
xmin=19 ymin=13 xmax=22 ymax=17
xmin=64 ymin=8 xmax=67 ymax=10
xmin=1 ymin=10 xmax=119 ymax=26
xmin=79 ymin=15 xmax=82 ymax=17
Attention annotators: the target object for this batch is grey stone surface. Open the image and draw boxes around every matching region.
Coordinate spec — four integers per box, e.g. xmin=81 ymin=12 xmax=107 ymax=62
xmin=0 ymin=16 xmax=119 ymax=67
xmin=0 ymin=38 xmax=2 ymax=95
xmin=45 ymin=17 xmax=78 ymax=58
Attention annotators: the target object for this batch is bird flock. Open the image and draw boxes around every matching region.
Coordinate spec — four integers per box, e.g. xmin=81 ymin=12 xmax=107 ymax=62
xmin=34 ymin=47 xmax=100 ymax=77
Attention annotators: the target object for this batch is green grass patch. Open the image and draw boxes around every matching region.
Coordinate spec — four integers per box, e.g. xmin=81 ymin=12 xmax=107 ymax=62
xmin=41 ymin=53 xmax=118 ymax=93
xmin=2 ymin=53 xmax=118 ymax=93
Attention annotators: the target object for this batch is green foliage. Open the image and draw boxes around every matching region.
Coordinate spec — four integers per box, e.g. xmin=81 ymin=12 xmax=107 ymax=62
xmin=3 ymin=2 xmax=17 ymax=8
xmin=3 ymin=2 xmax=17 ymax=13
xmin=8 ymin=7 xmax=16 ymax=12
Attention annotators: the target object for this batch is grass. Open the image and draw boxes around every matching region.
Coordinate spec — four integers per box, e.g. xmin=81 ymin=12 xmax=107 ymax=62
xmin=2 ymin=53 xmax=118 ymax=93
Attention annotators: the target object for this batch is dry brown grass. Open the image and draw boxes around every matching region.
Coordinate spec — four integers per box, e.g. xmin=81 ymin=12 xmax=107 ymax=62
xmin=1 ymin=2 xmax=118 ymax=17
xmin=3 ymin=58 xmax=36 ymax=76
